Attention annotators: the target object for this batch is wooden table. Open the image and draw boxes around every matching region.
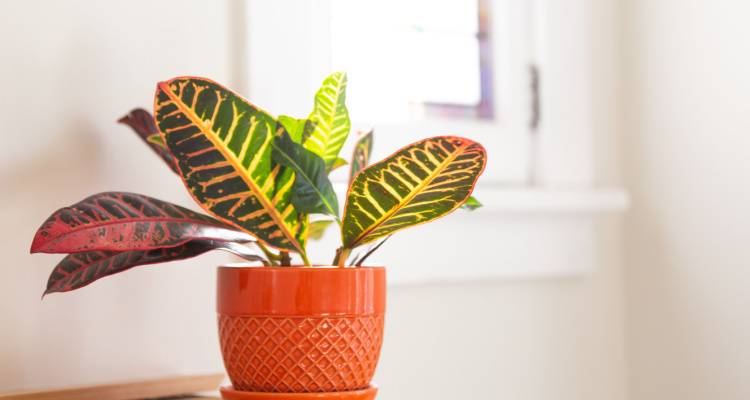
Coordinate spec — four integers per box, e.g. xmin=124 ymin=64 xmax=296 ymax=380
xmin=0 ymin=374 xmax=223 ymax=400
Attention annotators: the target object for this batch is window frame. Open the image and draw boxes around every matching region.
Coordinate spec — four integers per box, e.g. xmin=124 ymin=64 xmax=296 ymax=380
xmin=235 ymin=0 xmax=616 ymax=281
xmin=240 ymin=0 xmax=595 ymax=187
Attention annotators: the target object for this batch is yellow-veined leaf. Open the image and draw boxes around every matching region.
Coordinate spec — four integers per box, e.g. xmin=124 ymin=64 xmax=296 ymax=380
xmin=154 ymin=77 xmax=306 ymax=254
xmin=305 ymin=72 xmax=351 ymax=169
xmin=278 ymin=115 xmax=316 ymax=143
xmin=349 ymin=128 xmax=373 ymax=186
xmin=341 ymin=136 xmax=486 ymax=250
xmin=331 ymin=157 xmax=348 ymax=171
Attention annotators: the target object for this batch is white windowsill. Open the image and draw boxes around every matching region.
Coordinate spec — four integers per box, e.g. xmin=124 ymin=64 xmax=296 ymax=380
xmin=471 ymin=186 xmax=630 ymax=214
xmin=332 ymin=183 xmax=630 ymax=215
xmin=380 ymin=186 xmax=628 ymax=283
xmin=319 ymin=184 xmax=629 ymax=283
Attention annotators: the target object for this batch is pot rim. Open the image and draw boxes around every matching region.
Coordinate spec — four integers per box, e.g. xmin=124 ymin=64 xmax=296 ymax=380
xmin=219 ymin=263 xmax=385 ymax=270
xmin=217 ymin=263 xmax=386 ymax=315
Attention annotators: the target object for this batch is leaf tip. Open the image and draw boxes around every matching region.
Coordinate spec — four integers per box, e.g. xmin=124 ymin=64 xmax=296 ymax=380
xmin=155 ymin=80 xmax=172 ymax=94
xmin=461 ymin=196 xmax=483 ymax=211
xmin=29 ymin=234 xmax=44 ymax=254
xmin=117 ymin=108 xmax=142 ymax=125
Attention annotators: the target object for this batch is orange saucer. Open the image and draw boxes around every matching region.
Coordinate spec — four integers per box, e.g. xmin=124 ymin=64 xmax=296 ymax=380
xmin=219 ymin=385 xmax=378 ymax=400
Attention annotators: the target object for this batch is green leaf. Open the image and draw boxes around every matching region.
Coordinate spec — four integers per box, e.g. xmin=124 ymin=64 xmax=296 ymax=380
xmin=461 ymin=196 xmax=482 ymax=211
xmin=272 ymin=131 xmax=339 ymax=218
xmin=305 ymin=72 xmax=351 ymax=169
xmin=331 ymin=157 xmax=348 ymax=171
xmin=154 ymin=77 xmax=306 ymax=254
xmin=308 ymin=219 xmax=334 ymax=240
xmin=278 ymin=115 xmax=316 ymax=143
xmin=349 ymin=128 xmax=373 ymax=185
xmin=341 ymin=136 xmax=486 ymax=249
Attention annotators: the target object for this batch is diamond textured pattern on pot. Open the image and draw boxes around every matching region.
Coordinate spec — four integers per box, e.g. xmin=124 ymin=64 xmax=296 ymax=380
xmin=218 ymin=314 xmax=384 ymax=393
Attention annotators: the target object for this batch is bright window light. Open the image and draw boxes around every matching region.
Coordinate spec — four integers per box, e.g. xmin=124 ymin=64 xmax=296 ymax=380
xmin=330 ymin=0 xmax=491 ymax=121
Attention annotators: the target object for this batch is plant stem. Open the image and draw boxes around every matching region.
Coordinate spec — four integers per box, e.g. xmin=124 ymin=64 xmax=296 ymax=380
xmin=256 ymin=242 xmax=280 ymax=266
xmin=220 ymin=242 xmax=271 ymax=266
xmin=353 ymin=235 xmax=391 ymax=266
xmin=334 ymin=247 xmax=351 ymax=268
xmin=280 ymin=251 xmax=291 ymax=266
xmin=300 ymin=251 xmax=312 ymax=266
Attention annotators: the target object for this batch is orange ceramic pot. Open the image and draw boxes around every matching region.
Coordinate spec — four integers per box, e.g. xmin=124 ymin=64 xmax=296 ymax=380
xmin=217 ymin=266 xmax=386 ymax=394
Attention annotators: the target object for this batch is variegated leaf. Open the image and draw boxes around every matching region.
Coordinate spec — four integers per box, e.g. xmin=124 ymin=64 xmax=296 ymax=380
xmin=43 ymin=240 xmax=265 ymax=295
xmin=341 ymin=136 xmax=486 ymax=249
xmin=118 ymin=108 xmax=178 ymax=173
xmin=278 ymin=115 xmax=316 ymax=143
xmin=349 ymin=128 xmax=373 ymax=185
xmin=305 ymin=72 xmax=351 ymax=169
xmin=331 ymin=157 xmax=348 ymax=171
xmin=154 ymin=77 xmax=305 ymax=254
xmin=30 ymin=192 xmax=251 ymax=254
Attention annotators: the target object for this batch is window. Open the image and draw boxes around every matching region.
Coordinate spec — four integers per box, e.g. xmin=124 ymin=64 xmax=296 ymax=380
xmin=238 ymin=0 xmax=610 ymax=281
xmin=330 ymin=0 xmax=493 ymax=120
xmin=242 ymin=0 xmax=594 ymax=186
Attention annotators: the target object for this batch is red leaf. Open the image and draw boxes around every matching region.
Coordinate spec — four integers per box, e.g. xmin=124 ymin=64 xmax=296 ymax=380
xmin=31 ymin=192 xmax=253 ymax=254
xmin=43 ymin=241 xmax=221 ymax=295
xmin=118 ymin=108 xmax=178 ymax=173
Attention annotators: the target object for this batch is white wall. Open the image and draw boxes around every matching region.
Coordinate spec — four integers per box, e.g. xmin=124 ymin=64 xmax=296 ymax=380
xmin=378 ymin=1 xmax=629 ymax=397
xmin=376 ymin=218 xmax=627 ymax=400
xmin=0 ymin=0 xmax=234 ymax=390
xmin=0 ymin=1 xmax=628 ymax=399
xmin=623 ymin=1 xmax=750 ymax=399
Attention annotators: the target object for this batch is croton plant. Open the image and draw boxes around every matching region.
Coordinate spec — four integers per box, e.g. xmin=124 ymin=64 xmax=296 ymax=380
xmin=30 ymin=73 xmax=486 ymax=295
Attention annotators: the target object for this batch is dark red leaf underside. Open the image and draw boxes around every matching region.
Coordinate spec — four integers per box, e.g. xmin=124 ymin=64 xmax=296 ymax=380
xmin=118 ymin=108 xmax=179 ymax=173
xmin=44 ymin=240 xmax=217 ymax=295
xmin=31 ymin=192 xmax=252 ymax=253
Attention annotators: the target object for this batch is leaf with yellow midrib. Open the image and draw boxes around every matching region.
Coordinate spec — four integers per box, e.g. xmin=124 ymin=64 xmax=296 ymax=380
xmin=304 ymin=72 xmax=351 ymax=169
xmin=341 ymin=136 xmax=486 ymax=250
xmin=154 ymin=77 xmax=305 ymax=254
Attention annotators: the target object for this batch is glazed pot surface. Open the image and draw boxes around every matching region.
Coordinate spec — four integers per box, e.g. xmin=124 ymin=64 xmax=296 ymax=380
xmin=217 ymin=266 xmax=386 ymax=393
